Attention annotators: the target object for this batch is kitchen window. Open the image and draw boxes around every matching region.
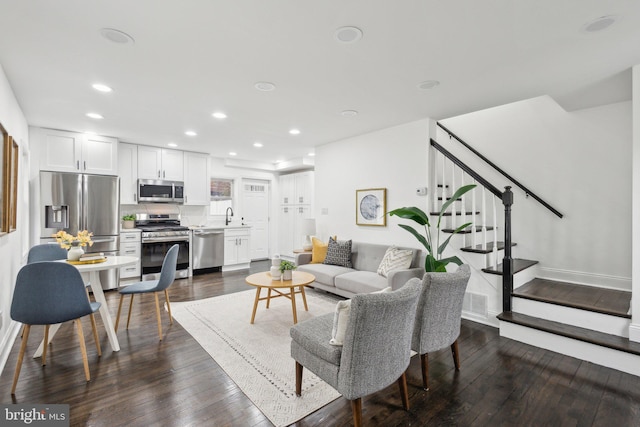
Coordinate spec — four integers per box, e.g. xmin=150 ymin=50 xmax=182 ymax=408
xmin=209 ymin=178 xmax=233 ymax=215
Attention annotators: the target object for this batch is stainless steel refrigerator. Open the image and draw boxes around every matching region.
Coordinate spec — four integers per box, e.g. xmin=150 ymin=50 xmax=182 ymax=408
xmin=40 ymin=171 xmax=121 ymax=289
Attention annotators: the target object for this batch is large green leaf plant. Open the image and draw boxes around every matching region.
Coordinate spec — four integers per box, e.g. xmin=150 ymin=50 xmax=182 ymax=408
xmin=389 ymin=184 xmax=476 ymax=272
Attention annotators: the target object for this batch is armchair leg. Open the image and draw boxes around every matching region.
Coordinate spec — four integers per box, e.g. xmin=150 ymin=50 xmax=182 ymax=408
xmin=75 ymin=319 xmax=90 ymax=382
xmin=421 ymin=353 xmax=429 ymax=391
xmin=115 ymin=294 xmax=124 ymax=332
xmin=154 ymin=292 xmax=163 ymax=340
xmin=165 ymin=289 xmax=173 ymax=324
xmin=451 ymin=340 xmax=460 ymax=370
xmin=11 ymin=324 xmax=30 ymax=394
xmin=295 ymin=361 xmax=303 ymax=396
xmin=397 ymin=372 xmax=410 ymax=410
xmin=351 ymin=398 xmax=363 ymax=427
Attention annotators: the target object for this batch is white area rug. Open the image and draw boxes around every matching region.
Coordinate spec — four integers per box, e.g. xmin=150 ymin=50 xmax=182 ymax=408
xmin=171 ymin=289 xmax=341 ymax=427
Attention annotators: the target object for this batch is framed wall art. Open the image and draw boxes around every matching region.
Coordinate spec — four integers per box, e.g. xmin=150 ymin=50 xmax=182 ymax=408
xmin=8 ymin=137 xmax=18 ymax=232
xmin=0 ymin=123 xmax=6 ymax=235
xmin=356 ymin=188 xmax=387 ymax=226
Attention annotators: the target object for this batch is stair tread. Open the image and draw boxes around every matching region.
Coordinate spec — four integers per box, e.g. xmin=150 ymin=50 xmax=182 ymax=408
xmin=461 ymin=241 xmax=517 ymax=254
xmin=442 ymin=226 xmax=494 ymax=234
xmin=498 ymin=311 xmax=640 ymax=356
xmin=514 ymin=278 xmax=631 ymax=319
xmin=482 ymin=259 xmax=538 ymax=275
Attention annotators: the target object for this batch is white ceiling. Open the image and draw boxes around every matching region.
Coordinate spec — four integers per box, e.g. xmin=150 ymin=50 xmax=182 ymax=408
xmin=1 ymin=1 xmax=639 ymax=168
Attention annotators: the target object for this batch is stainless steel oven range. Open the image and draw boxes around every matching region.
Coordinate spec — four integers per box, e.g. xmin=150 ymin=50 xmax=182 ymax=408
xmin=136 ymin=213 xmax=189 ymax=280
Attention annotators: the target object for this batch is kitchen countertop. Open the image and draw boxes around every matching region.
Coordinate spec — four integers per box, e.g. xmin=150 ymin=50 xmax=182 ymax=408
xmin=189 ymin=225 xmax=251 ymax=230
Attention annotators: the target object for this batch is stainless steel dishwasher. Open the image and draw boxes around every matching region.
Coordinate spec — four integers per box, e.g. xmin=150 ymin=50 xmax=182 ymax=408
xmin=192 ymin=228 xmax=225 ymax=273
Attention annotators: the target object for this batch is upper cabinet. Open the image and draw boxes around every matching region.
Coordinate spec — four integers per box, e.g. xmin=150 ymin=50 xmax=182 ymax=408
xmin=137 ymin=146 xmax=184 ymax=181
xmin=280 ymin=171 xmax=314 ymax=205
xmin=183 ymin=152 xmax=209 ymax=205
xmin=35 ymin=128 xmax=118 ymax=175
xmin=118 ymin=143 xmax=138 ymax=204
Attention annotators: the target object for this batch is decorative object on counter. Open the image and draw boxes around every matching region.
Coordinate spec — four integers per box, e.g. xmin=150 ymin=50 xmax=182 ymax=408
xmin=301 ymin=218 xmax=316 ymax=251
xmin=53 ymin=230 xmax=94 ymax=261
xmin=122 ymin=214 xmax=136 ymax=229
xmin=356 ymin=188 xmax=387 ymax=226
xmin=270 ymin=255 xmax=281 ymax=280
xmin=279 ymin=259 xmax=296 ymax=281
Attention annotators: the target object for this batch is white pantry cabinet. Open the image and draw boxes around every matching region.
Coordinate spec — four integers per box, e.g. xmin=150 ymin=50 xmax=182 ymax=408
xmin=137 ymin=146 xmax=184 ymax=181
xmin=278 ymin=171 xmax=314 ymax=258
xmin=35 ymin=128 xmax=118 ymax=175
xmin=183 ymin=152 xmax=209 ymax=205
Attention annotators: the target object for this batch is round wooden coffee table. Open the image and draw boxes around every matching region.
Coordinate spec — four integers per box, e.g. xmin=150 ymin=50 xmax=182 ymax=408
xmin=245 ymin=271 xmax=316 ymax=324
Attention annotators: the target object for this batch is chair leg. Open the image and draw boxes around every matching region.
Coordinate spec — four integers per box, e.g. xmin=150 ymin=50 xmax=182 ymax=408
xmin=115 ymin=294 xmax=124 ymax=332
xmin=351 ymin=398 xmax=363 ymax=427
xmin=75 ymin=319 xmax=91 ymax=382
xmin=90 ymin=313 xmax=102 ymax=356
xmin=164 ymin=289 xmax=173 ymax=325
xmin=11 ymin=324 xmax=30 ymax=394
xmin=295 ymin=361 xmax=303 ymax=396
xmin=126 ymin=294 xmax=135 ymax=329
xmin=451 ymin=339 xmax=460 ymax=370
xmin=42 ymin=325 xmax=50 ymax=366
xmin=421 ymin=353 xmax=429 ymax=391
xmin=397 ymin=372 xmax=410 ymax=410
xmin=154 ymin=292 xmax=163 ymax=340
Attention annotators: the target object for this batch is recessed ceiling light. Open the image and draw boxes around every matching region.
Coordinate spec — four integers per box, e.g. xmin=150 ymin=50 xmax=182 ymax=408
xmin=581 ymin=15 xmax=618 ymax=33
xmin=212 ymin=112 xmax=227 ymax=119
xmin=168 ymin=143 xmax=178 ymax=148
xmin=255 ymin=81 xmax=276 ymax=91
xmin=253 ymin=142 xmax=263 ymax=148
xmin=340 ymin=110 xmax=358 ymax=117
xmin=86 ymin=112 xmax=103 ymax=119
xmin=334 ymin=26 xmax=363 ymax=43
xmin=185 ymin=130 xmax=197 ymax=136
xmin=229 ymin=152 xmax=237 ymax=156
xmin=418 ymin=80 xmax=440 ymax=90
xmin=289 ymin=128 xmax=301 ymax=135
xmin=308 ymin=152 xmax=316 ymax=157
xmin=100 ymin=28 xmax=135 ymax=44
xmin=92 ymin=83 xmax=112 ymax=93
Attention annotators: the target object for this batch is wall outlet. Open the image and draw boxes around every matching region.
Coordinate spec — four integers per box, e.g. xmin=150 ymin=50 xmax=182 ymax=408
xmin=416 ymin=187 xmax=428 ymax=196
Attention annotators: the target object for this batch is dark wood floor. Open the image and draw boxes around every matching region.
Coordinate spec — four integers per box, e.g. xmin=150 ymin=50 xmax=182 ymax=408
xmin=2 ymin=261 xmax=640 ymax=426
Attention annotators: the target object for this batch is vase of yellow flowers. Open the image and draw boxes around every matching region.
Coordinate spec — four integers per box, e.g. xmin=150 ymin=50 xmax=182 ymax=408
xmin=53 ymin=230 xmax=94 ymax=261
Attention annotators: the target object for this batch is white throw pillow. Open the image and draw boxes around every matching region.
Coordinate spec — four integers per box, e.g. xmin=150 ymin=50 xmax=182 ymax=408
xmin=329 ymin=287 xmax=392 ymax=346
xmin=377 ymin=247 xmax=414 ymax=277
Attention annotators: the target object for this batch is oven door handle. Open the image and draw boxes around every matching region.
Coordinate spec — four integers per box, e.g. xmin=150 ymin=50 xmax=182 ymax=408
xmin=142 ymin=236 xmax=189 ymax=243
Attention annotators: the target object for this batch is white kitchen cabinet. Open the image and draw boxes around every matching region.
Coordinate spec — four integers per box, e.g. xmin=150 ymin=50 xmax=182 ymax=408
xmin=119 ymin=229 xmax=141 ymax=281
xmin=279 ymin=171 xmax=313 ymax=205
xmin=223 ymin=227 xmax=250 ymax=271
xmin=137 ymin=146 xmax=184 ymax=181
xmin=35 ymin=127 xmax=118 ymax=175
xmin=278 ymin=171 xmax=314 ymax=258
xmin=183 ymin=152 xmax=209 ymax=205
xmin=118 ymin=143 xmax=138 ymax=204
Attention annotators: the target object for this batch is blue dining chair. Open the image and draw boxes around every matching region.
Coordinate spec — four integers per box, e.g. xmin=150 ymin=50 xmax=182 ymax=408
xmin=26 ymin=243 xmax=101 ymax=356
xmin=115 ymin=244 xmax=179 ymax=341
xmin=10 ymin=262 xmax=102 ymax=394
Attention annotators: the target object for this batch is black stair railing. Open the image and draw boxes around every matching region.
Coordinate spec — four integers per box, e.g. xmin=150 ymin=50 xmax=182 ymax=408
xmin=437 ymin=122 xmax=563 ymax=219
xmin=430 ymin=139 xmax=515 ymax=312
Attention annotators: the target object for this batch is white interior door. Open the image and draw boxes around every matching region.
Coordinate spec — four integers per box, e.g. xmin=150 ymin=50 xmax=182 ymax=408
xmin=242 ymin=179 xmax=270 ymax=260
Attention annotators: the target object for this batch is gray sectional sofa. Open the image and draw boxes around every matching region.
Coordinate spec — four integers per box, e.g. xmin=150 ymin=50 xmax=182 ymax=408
xmin=294 ymin=241 xmax=423 ymax=298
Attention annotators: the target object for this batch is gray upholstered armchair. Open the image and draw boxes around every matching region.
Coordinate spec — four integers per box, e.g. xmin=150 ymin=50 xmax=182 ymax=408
xmin=410 ymin=264 xmax=471 ymax=390
xmin=290 ymin=280 xmax=422 ymax=427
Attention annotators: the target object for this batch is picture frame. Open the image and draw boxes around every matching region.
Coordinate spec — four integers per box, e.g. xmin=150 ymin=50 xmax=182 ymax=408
xmin=8 ymin=137 xmax=18 ymax=232
xmin=356 ymin=188 xmax=387 ymax=226
xmin=0 ymin=123 xmax=6 ymax=235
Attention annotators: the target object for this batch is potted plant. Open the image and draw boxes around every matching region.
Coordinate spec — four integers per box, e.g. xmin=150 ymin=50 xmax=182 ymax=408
xmin=279 ymin=260 xmax=296 ymax=281
xmin=388 ymin=184 xmax=476 ymax=272
xmin=122 ymin=214 xmax=136 ymax=229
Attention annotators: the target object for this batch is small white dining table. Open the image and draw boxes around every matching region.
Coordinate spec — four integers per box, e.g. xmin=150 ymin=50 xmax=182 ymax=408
xmin=33 ymin=255 xmax=138 ymax=357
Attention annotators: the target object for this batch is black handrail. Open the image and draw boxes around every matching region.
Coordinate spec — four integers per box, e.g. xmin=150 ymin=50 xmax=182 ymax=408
xmin=430 ymin=139 xmax=502 ymax=198
xmin=437 ymin=122 xmax=563 ymax=219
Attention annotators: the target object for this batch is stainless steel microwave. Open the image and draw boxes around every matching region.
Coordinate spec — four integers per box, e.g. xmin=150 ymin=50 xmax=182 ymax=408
xmin=138 ymin=179 xmax=184 ymax=203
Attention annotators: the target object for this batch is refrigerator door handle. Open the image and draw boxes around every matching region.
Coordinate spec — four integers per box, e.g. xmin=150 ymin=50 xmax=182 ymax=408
xmin=92 ymin=237 xmax=117 ymax=243
xmin=81 ymin=175 xmax=88 ymax=230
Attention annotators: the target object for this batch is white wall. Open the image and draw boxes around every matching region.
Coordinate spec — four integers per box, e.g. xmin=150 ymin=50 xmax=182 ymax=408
xmin=315 ymin=119 xmax=431 ymax=248
xmin=441 ymin=96 xmax=632 ymax=290
xmin=0 ymin=63 xmax=30 ymax=373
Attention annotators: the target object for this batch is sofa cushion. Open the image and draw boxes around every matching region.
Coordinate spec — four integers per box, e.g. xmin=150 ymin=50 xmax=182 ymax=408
xmin=297 ymin=263 xmax=355 ymax=287
xmin=377 ymin=247 xmax=414 ymax=277
xmin=311 ymin=237 xmax=329 ymax=263
xmin=335 ymin=270 xmax=390 ymax=295
xmin=323 ymin=237 xmax=353 ymax=268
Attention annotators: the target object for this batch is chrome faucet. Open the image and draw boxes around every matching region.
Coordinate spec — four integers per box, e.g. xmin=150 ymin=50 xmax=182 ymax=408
xmin=225 ymin=207 xmax=234 ymax=226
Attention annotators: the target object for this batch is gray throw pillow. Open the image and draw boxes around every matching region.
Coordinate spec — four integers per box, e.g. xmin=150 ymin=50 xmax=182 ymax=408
xmin=323 ymin=237 xmax=353 ymax=268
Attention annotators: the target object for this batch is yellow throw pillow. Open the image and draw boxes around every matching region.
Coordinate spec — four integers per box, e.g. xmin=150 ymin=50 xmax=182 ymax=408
xmin=311 ymin=237 xmax=329 ymax=263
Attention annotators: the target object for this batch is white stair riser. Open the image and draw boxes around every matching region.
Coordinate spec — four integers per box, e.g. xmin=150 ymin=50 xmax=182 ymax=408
xmin=512 ymin=298 xmax=630 ymax=337
xmin=500 ymin=321 xmax=640 ymax=377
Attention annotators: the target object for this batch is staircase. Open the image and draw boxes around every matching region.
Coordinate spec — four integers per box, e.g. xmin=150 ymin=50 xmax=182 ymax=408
xmin=432 ymin=125 xmax=640 ymax=377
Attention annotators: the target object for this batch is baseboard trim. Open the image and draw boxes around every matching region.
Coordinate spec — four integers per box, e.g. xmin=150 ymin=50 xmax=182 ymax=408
xmin=537 ymin=267 xmax=631 ymax=291
xmin=0 ymin=321 xmax=20 ymax=378
xmin=462 ymin=309 xmax=499 ymax=328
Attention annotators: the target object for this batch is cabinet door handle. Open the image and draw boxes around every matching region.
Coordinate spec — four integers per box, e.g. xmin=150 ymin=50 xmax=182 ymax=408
xmin=163 ymin=170 xmax=166 ymax=178
xmin=158 ymin=170 xmax=161 ymax=178
xmin=76 ymin=160 xmax=80 ymax=170
xmin=284 ymin=197 xmax=288 ymax=204
xmin=299 ymin=197 xmax=303 ymax=203
xmin=84 ymin=161 xmax=87 ymax=170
